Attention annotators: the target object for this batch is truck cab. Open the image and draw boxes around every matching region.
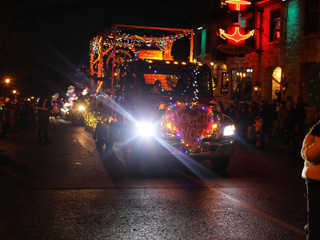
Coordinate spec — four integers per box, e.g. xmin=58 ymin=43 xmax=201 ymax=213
xmin=93 ymin=58 xmax=235 ymax=172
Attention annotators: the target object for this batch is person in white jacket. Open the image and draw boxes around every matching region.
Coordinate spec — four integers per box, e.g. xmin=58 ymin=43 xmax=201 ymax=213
xmin=301 ymin=120 xmax=320 ymax=240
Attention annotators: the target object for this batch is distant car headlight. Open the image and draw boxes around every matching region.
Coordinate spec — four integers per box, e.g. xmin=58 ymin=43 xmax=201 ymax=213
xmin=78 ymin=105 xmax=85 ymax=111
xmin=61 ymin=108 xmax=69 ymax=114
xmin=135 ymin=122 xmax=155 ymax=137
xmin=223 ymin=124 xmax=236 ymax=136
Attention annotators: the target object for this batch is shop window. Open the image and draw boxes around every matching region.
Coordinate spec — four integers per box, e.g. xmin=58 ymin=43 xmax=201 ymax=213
xmin=304 ymin=0 xmax=319 ymax=36
xmin=230 ymin=69 xmax=241 ymax=101
xmin=230 ymin=68 xmax=253 ymax=102
xmin=269 ymin=10 xmax=281 ymax=42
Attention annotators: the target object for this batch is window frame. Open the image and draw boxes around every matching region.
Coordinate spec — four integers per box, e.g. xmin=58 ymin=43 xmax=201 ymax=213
xmin=269 ymin=9 xmax=281 ymax=42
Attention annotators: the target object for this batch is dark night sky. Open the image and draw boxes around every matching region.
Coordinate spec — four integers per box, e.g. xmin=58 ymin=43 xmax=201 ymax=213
xmin=1 ymin=1 xmax=207 ymax=97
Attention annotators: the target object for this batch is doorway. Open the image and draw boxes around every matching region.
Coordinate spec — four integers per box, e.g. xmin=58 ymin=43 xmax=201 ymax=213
xmin=272 ymin=67 xmax=282 ymax=100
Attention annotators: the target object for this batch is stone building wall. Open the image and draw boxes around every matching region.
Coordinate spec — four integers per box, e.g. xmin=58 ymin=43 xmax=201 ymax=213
xmin=194 ymin=0 xmax=319 ymax=112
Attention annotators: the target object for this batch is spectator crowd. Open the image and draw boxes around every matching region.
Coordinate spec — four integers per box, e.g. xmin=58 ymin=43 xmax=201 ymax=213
xmin=222 ymin=97 xmax=320 ymax=151
xmin=0 ymin=99 xmax=37 ymax=137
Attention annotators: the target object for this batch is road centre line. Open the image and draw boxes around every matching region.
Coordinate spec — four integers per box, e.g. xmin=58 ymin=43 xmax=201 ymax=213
xmin=176 ymin=170 xmax=306 ymax=237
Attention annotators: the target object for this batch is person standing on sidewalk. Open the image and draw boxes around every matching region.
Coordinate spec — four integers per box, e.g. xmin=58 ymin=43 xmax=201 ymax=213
xmin=37 ymin=93 xmax=53 ymax=144
xmin=301 ymin=120 xmax=320 ymax=239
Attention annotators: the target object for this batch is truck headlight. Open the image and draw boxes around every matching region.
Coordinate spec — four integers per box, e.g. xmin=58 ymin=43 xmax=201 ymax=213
xmin=135 ymin=122 xmax=155 ymax=137
xmin=223 ymin=124 xmax=235 ymax=136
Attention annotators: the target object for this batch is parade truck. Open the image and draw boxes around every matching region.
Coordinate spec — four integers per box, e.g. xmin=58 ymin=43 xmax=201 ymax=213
xmin=87 ymin=25 xmax=235 ymax=172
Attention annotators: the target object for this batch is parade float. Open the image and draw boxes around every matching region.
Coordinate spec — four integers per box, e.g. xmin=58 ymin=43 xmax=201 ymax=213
xmin=60 ymin=82 xmax=88 ymax=125
xmin=85 ymin=24 xmax=236 ymax=172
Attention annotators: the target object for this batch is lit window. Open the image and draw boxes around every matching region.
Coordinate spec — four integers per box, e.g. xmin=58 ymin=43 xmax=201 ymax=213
xmin=230 ymin=68 xmax=253 ymax=101
xmin=269 ymin=10 xmax=281 ymax=42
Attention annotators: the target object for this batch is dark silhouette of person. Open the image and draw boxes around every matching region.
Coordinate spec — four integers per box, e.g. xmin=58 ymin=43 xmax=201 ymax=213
xmin=37 ymin=93 xmax=53 ymax=144
xmin=151 ymin=80 xmax=162 ymax=93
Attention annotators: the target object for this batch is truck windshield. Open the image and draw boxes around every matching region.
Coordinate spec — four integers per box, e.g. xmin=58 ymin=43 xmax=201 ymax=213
xmin=135 ymin=62 xmax=213 ymax=98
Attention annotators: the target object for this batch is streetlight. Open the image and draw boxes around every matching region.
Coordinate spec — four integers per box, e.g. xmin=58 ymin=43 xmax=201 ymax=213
xmin=12 ymin=89 xmax=17 ymax=94
xmin=4 ymin=78 xmax=11 ymax=98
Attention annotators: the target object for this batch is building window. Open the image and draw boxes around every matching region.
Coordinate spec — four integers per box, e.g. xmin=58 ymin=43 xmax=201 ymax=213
xmin=269 ymin=10 xmax=281 ymax=42
xmin=304 ymin=0 xmax=319 ymax=36
xmin=230 ymin=68 xmax=253 ymax=102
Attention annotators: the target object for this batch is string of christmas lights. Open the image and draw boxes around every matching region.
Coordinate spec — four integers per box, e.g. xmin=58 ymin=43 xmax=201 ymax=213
xmin=90 ymin=31 xmax=190 ymax=72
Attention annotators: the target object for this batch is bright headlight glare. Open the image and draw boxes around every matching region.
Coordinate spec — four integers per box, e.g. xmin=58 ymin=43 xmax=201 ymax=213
xmin=223 ymin=124 xmax=235 ymax=136
xmin=135 ymin=122 xmax=155 ymax=137
xmin=78 ymin=105 xmax=85 ymax=111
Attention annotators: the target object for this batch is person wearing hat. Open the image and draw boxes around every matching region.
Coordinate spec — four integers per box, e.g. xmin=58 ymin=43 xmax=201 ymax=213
xmin=37 ymin=93 xmax=53 ymax=144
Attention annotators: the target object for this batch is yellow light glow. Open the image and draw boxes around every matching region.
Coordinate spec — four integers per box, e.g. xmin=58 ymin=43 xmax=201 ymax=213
xmin=272 ymin=67 xmax=282 ymax=99
xmin=165 ymin=61 xmax=170 ymax=64
xmin=5 ymin=78 xmax=10 ymax=84
xmin=182 ymin=62 xmax=186 ymax=65
xmin=174 ymin=61 xmax=178 ymax=65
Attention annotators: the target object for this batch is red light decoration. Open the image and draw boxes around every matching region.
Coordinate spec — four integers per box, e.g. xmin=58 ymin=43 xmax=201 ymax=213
xmin=219 ymin=26 xmax=254 ymax=43
xmin=225 ymin=0 xmax=251 ymax=11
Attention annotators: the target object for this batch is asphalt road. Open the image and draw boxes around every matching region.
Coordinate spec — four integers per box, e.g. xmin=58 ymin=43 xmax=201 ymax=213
xmin=0 ymin=119 xmax=307 ymax=240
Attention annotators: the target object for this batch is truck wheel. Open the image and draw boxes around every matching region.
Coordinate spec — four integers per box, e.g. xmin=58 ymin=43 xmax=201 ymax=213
xmin=211 ymin=157 xmax=230 ymax=172
xmin=95 ymin=137 xmax=105 ymax=151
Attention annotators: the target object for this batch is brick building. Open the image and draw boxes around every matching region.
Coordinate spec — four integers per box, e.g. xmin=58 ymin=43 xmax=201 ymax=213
xmin=194 ymin=0 xmax=319 ymax=114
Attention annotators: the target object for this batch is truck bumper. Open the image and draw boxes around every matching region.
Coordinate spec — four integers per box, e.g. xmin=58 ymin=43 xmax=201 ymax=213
xmin=133 ymin=137 xmax=235 ymax=160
